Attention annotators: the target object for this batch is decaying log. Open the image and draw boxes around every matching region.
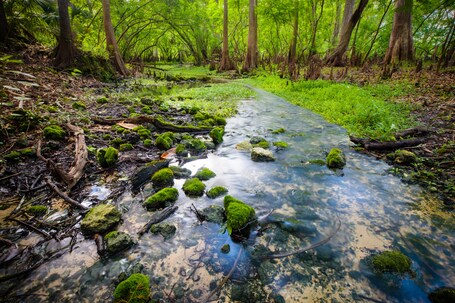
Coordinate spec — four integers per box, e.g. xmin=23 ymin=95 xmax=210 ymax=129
xmin=138 ymin=205 xmax=178 ymax=236
xmin=394 ymin=127 xmax=434 ymax=139
xmin=44 ymin=176 xmax=88 ymax=211
xmin=350 ymin=136 xmax=427 ymax=150
xmin=37 ymin=124 xmax=88 ymax=189
xmin=131 ymin=159 xmax=170 ymax=190
xmin=94 ymin=234 xmax=106 ymax=256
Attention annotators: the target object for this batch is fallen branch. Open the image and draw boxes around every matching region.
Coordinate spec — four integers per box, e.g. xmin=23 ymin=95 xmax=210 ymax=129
xmin=0 ymin=172 xmax=21 ymax=182
xmin=350 ymin=136 xmax=427 ymax=150
xmin=138 ymin=205 xmax=178 ymax=236
xmin=94 ymin=233 xmax=106 ymax=256
xmin=8 ymin=218 xmax=51 ymax=238
xmin=0 ymin=236 xmax=15 ymax=247
xmin=191 ymin=203 xmax=204 ymax=223
xmin=44 ymin=176 xmax=88 ymax=211
xmin=394 ymin=127 xmax=434 ymax=139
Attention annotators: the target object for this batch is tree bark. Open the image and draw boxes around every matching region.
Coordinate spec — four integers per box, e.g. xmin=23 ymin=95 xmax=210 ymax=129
xmin=288 ymin=0 xmax=299 ymax=79
xmin=0 ymin=0 xmax=8 ymax=43
xmin=101 ymin=0 xmax=128 ymax=76
xmin=331 ymin=0 xmax=342 ymax=47
xmin=219 ymin=0 xmax=234 ymax=70
xmin=384 ymin=0 xmax=414 ymax=64
xmin=309 ymin=0 xmax=325 ymax=56
xmin=54 ymin=0 xmax=75 ymax=68
xmin=339 ymin=0 xmax=354 ymax=42
xmin=325 ymin=0 xmax=369 ymax=66
xmin=243 ymin=0 xmax=258 ymax=71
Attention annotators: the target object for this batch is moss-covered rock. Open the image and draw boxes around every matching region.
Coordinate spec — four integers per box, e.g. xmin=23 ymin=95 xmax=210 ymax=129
xmin=151 ymin=168 xmax=174 ymax=189
xmin=155 ymin=132 xmax=175 ymax=150
xmin=97 ymin=97 xmax=109 ymax=104
xmin=326 ymin=148 xmax=346 ymax=169
xmin=224 ymin=195 xmax=256 ymax=235
xmin=210 ymin=127 xmax=224 ymax=145
xmin=144 ymin=188 xmax=178 ymax=210
xmin=429 ymin=287 xmax=455 ymax=303
xmin=254 ymin=141 xmax=270 ymax=149
xmin=371 ymin=250 xmax=412 ymax=274
xmin=170 ymin=166 xmax=191 ymax=179
xmin=43 ymin=125 xmax=66 ymax=140
xmin=251 ymin=147 xmax=275 ymax=162
xmin=250 ymin=136 xmax=267 ymax=145
xmin=119 ymin=143 xmax=133 ymax=151
xmin=182 ymin=178 xmax=206 ymax=197
xmin=186 ymin=138 xmax=206 ymax=153
xmin=105 ymin=231 xmax=134 ymax=254
xmin=111 ymin=138 xmax=125 ymax=146
xmin=271 ymin=128 xmax=286 ymax=134
xmin=81 ymin=204 xmax=122 ymax=234
xmin=194 ymin=168 xmax=216 ymax=181
xmin=273 ymin=141 xmax=289 ymax=148
xmin=72 ymin=101 xmax=86 ymax=110
xmin=143 ymin=139 xmax=152 ymax=147
xmin=150 ymin=223 xmax=176 ymax=240
xmin=4 ymin=151 xmax=21 ymax=161
xmin=25 ymin=205 xmax=48 ymax=216
xmin=221 ymin=244 xmax=230 ymax=254
xmin=97 ymin=147 xmax=119 ymax=168
xmin=206 ymin=186 xmax=228 ymax=199
xmin=201 ymin=205 xmax=226 ymax=224
xmin=175 ymin=144 xmax=187 ymax=156
xmin=235 ymin=140 xmax=253 ymax=151
xmin=389 ymin=150 xmax=418 ymax=165
xmin=134 ymin=126 xmax=152 ymax=139
xmin=113 ymin=273 xmax=150 ymax=303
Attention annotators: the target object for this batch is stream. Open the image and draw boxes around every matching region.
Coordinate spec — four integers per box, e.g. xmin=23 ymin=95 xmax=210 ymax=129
xmin=2 ymin=88 xmax=454 ymax=302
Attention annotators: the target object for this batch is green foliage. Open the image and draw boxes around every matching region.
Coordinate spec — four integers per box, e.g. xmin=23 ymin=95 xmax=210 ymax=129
xmin=43 ymin=125 xmax=66 ymax=140
xmin=223 ymin=196 xmax=256 ymax=235
xmin=144 ymin=188 xmax=179 ymax=210
xmin=151 ymin=168 xmax=174 ymax=188
xmin=182 ymin=178 xmax=206 ymax=197
xmin=26 ymin=205 xmax=48 ymax=216
xmin=97 ymin=147 xmax=119 ymax=168
xmin=194 ymin=168 xmax=216 ymax=181
xmin=119 ymin=143 xmax=134 ymax=151
xmin=113 ymin=273 xmax=150 ymax=303
xmin=210 ymin=127 xmax=224 ymax=145
xmin=326 ymin=148 xmax=346 ymax=169
xmin=155 ymin=132 xmax=175 ymax=150
xmin=206 ymin=186 xmax=228 ymax=199
xmin=3 ymin=151 xmax=21 ymax=161
xmin=175 ymin=144 xmax=187 ymax=156
xmin=371 ymin=251 xmax=412 ymax=274
xmin=271 ymin=128 xmax=286 ymax=134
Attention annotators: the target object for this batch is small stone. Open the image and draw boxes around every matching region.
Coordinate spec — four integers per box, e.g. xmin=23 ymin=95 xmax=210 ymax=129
xmin=326 ymin=148 xmax=346 ymax=169
xmin=221 ymin=244 xmax=230 ymax=254
xmin=81 ymin=204 xmax=122 ymax=235
xmin=201 ymin=205 xmax=225 ymax=224
xmin=251 ymin=147 xmax=275 ymax=162
xmin=105 ymin=231 xmax=134 ymax=254
xmin=150 ymin=223 xmax=176 ymax=240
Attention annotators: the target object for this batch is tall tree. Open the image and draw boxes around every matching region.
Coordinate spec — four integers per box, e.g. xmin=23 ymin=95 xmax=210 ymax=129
xmin=384 ymin=0 xmax=414 ymax=64
xmin=101 ymin=0 xmax=128 ymax=76
xmin=219 ymin=0 xmax=234 ymax=70
xmin=0 ymin=0 xmax=8 ymax=43
xmin=309 ymin=0 xmax=324 ymax=55
xmin=325 ymin=0 xmax=369 ymax=66
xmin=331 ymin=0 xmax=342 ymax=47
xmin=288 ymin=0 xmax=299 ymax=79
xmin=54 ymin=0 xmax=75 ymax=68
xmin=339 ymin=0 xmax=354 ymax=42
xmin=243 ymin=0 xmax=258 ymax=71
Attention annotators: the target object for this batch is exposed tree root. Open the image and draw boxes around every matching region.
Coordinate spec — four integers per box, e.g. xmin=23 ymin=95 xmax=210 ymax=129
xmin=350 ymin=136 xmax=427 ymax=150
xmin=44 ymin=176 xmax=88 ymax=211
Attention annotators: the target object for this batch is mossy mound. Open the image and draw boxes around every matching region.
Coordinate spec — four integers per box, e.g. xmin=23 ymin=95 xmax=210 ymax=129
xmin=250 ymin=136 xmax=267 ymax=145
xmin=155 ymin=132 xmax=175 ymax=150
xmin=273 ymin=141 xmax=289 ymax=148
xmin=254 ymin=141 xmax=270 ymax=149
xmin=143 ymin=139 xmax=152 ymax=147
xmin=151 ymin=168 xmax=174 ymax=189
xmin=182 ymin=178 xmax=206 ymax=197
xmin=175 ymin=144 xmax=187 ymax=156
xmin=194 ymin=168 xmax=216 ymax=181
xmin=72 ymin=101 xmax=86 ymax=110
xmin=25 ymin=205 xmax=48 ymax=216
xmin=119 ymin=143 xmax=133 ymax=151
xmin=97 ymin=147 xmax=119 ymax=168
xmin=4 ymin=151 xmax=21 ymax=161
xmin=429 ymin=287 xmax=455 ymax=303
xmin=389 ymin=150 xmax=418 ymax=165
xmin=371 ymin=251 xmax=412 ymax=274
xmin=271 ymin=128 xmax=286 ymax=134
xmin=144 ymin=188 xmax=179 ymax=211
xmin=43 ymin=125 xmax=66 ymax=141
xmin=326 ymin=148 xmax=346 ymax=169
xmin=113 ymin=273 xmax=150 ymax=303
xmin=210 ymin=127 xmax=225 ymax=145
xmin=150 ymin=223 xmax=177 ymax=240
xmin=97 ymin=97 xmax=109 ymax=104
xmin=251 ymin=147 xmax=275 ymax=162
xmin=105 ymin=231 xmax=134 ymax=254
xmin=185 ymin=138 xmax=207 ymax=154
xmin=134 ymin=126 xmax=152 ymax=139
xmin=221 ymin=244 xmax=230 ymax=253
xmin=170 ymin=166 xmax=191 ymax=179
xmin=224 ymin=195 xmax=256 ymax=235
xmin=81 ymin=204 xmax=122 ymax=234
xmin=206 ymin=186 xmax=228 ymax=199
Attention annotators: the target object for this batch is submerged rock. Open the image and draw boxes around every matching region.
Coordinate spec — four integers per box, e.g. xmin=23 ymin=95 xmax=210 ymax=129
xmin=326 ymin=148 xmax=346 ymax=169
xmin=169 ymin=166 xmax=191 ymax=179
xmin=182 ymin=178 xmax=206 ymax=197
xmin=144 ymin=188 xmax=179 ymax=211
xmin=105 ymin=231 xmax=134 ymax=254
xmin=235 ymin=140 xmax=253 ymax=151
xmin=251 ymin=147 xmax=275 ymax=162
xmin=370 ymin=250 xmax=412 ymax=274
xmin=201 ymin=205 xmax=225 ymax=224
xmin=250 ymin=136 xmax=267 ymax=145
xmin=81 ymin=204 xmax=122 ymax=234
xmin=150 ymin=223 xmax=176 ymax=240
xmin=224 ymin=195 xmax=256 ymax=235
xmin=113 ymin=273 xmax=150 ymax=303
xmin=429 ymin=287 xmax=455 ymax=303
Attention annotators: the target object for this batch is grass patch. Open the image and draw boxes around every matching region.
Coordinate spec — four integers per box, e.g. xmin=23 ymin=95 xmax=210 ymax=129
xmin=243 ymin=75 xmax=416 ymax=140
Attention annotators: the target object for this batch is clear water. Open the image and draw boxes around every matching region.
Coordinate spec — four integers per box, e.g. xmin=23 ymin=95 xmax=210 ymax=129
xmin=2 ymin=88 xmax=453 ymax=302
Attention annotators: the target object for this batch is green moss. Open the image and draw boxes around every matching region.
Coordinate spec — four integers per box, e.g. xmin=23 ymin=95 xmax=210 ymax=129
xmin=429 ymin=287 xmax=455 ymax=303
xmin=25 ymin=205 xmax=48 ymax=216
xmin=206 ymin=186 xmax=228 ymax=199
xmin=112 ymin=125 xmax=127 ymax=133
xmin=134 ymin=126 xmax=152 ymax=139
xmin=210 ymin=127 xmax=224 ymax=145
xmin=182 ymin=178 xmax=206 ymax=197
xmin=250 ymin=136 xmax=267 ymax=145
xmin=143 ymin=139 xmax=152 ymax=147
xmin=273 ymin=141 xmax=289 ymax=148
xmin=194 ymin=168 xmax=216 ymax=181
xmin=4 ymin=151 xmax=21 ymax=161
xmin=155 ymin=132 xmax=175 ymax=150
xmin=308 ymin=159 xmax=326 ymax=165
xmin=97 ymin=97 xmax=109 ymax=104
xmin=371 ymin=251 xmax=412 ymax=274
xmin=214 ymin=116 xmax=227 ymax=126
xmin=221 ymin=244 xmax=230 ymax=253
xmin=326 ymin=148 xmax=346 ymax=169
xmin=151 ymin=168 xmax=174 ymax=188
xmin=272 ymin=128 xmax=286 ymax=134
xmin=119 ymin=143 xmax=134 ymax=151
xmin=81 ymin=204 xmax=122 ymax=234
xmin=141 ymin=106 xmax=152 ymax=114
xmin=224 ymin=195 xmax=256 ymax=234
xmin=105 ymin=231 xmax=134 ymax=254
xmin=186 ymin=138 xmax=206 ymax=153
xmin=102 ymin=133 xmax=113 ymax=140
xmin=144 ymin=188 xmax=179 ymax=210
xmin=113 ymin=273 xmax=150 ymax=303
xmin=194 ymin=112 xmax=209 ymax=121
xmin=175 ymin=144 xmax=187 ymax=156
xmin=43 ymin=125 xmax=66 ymax=140
xmin=97 ymin=147 xmax=119 ymax=168
xmin=72 ymin=101 xmax=86 ymax=110
xmin=111 ymin=138 xmax=125 ymax=146
xmin=254 ymin=141 xmax=270 ymax=149
xmin=389 ymin=150 xmax=418 ymax=165
xmin=150 ymin=223 xmax=177 ymax=240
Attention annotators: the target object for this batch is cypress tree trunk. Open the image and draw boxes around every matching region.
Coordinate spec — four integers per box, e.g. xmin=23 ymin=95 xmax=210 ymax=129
xmin=288 ymin=0 xmax=299 ymax=79
xmin=331 ymin=0 xmax=342 ymax=47
xmin=384 ymin=0 xmax=414 ymax=64
xmin=243 ymin=0 xmax=258 ymax=71
xmin=0 ymin=0 xmax=9 ymax=43
xmin=339 ymin=0 xmax=354 ymax=42
xmin=54 ymin=0 xmax=75 ymax=68
xmin=101 ymin=0 xmax=128 ymax=76
xmin=219 ymin=0 xmax=234 ymax=70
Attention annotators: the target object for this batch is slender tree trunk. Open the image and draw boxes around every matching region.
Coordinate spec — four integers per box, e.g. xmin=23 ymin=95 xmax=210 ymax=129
xmin=0 ymin=0 xmax=9 ymax=43
xmin=339 ymin=0 xmax=354 ymax=42
xmin=243 ymin=0 xmax=258 ymax=71
xmin=309 ymin=0 xmax=324 ymax=56
xmin=331 ymin=0 xmax=342 ymax=47
xmin=384 ymin=0 xmax=414 ymax=65
xmin=325 ymin=0 xmax=369 ymax=66
xmin=288 ymin=0 xmax=299 ymax=79
xmin=101 ymin=0 xmax=128 ymax=76
xmin=219 ymin=0 xmax=234 ymax=70
xmin=54 ymin=0 xmax=75 ymax=68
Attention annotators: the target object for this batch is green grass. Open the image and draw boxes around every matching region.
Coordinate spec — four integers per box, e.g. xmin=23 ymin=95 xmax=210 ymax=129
xmin=243 ymin=75 xmax=416 ymax=140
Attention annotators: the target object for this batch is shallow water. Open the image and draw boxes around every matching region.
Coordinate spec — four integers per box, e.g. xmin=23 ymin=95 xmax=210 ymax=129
xmin=2 ymin=88 xmax=454 ymax=302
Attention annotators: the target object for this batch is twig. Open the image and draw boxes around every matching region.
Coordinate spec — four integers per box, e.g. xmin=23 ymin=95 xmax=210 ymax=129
xmin=191 ymin=203 xmax=204 ymax=223
xmin=11 ymin=196 xmax=26 ymax=215
xmin=0 ymin=236 xmax=15 ymax=247
xmin=44 ymin=176 xmax=88 ymax=211
xmin=203 ymin=246 xmax=243 ymax=302
xmin=0 ymin=172 xmax=21 ymax=182
xmin=8 ymin=218 xmax=51 ymax=238
xmin=138 ymin=205 xmax=178 ymax=236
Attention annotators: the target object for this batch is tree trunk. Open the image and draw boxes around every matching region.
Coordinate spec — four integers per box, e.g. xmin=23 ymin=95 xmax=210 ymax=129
xmin=384 ymin=0 xmax=414 ymax=65
xmin=219 ymin=0 xmax=234 ymax=70
xmin=0 ymin=0 xmax=8 ymax=43
xmin=54 ymin=0 xmax=75 ymax=68
xmin=325 ymin=0 xmax=369 ymax=66
xmin=339 ymin=0 xmax=354 ymax=42
xmin=331 ymin=0 xmax=342 ymax=47
xmin=101 ymin=0 xmax=128 ymax=76
xmin=288 ymin=0 xmax=299 ymax=79
xmin=243 ymin=0 xmax=258 ymax=71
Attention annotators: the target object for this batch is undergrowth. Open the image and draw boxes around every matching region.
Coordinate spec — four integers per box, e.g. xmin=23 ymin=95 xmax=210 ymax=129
xmin=243 ymin=75 xmax=417 ymax=140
